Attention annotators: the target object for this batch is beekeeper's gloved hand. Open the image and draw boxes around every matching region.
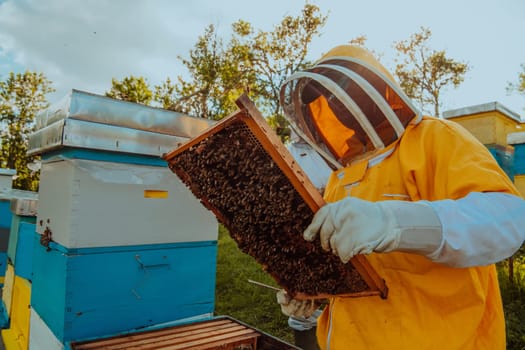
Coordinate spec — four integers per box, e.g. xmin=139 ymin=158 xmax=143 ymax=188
xmin=276 ymin=290 xmax=318 ymax=318
xmin=304 ymin=197 xmax=443 ymax=263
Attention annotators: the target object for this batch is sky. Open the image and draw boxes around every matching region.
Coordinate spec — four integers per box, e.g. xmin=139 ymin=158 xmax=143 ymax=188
xmin=0 ymin=0 xmax=524 ymax=117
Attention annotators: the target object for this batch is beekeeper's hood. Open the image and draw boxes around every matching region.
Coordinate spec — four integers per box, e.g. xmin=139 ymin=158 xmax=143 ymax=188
xmin=280 ymin=45 xmax=422 ymax=169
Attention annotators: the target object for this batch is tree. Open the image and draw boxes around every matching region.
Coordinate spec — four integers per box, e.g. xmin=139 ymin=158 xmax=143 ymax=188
xmin=105 ymin=5 xmax=327 ymax=138
xmin=154 ymin=77 xmax=177 ymax=110
xmin=106 ymin=75 xmax=153 ymax=105
xmin=394 ymin=27 xmax=470 ymax=117
xmin=231 ymin=4 xmax=327 ymax=140
xmin=0 ymin=71 xmax=54 ymax=191
xmin=507 ymin=63 xmax=525 ymax=107
xmin=157 ymin=4 xmax=327 ymax=138
xmin=156 ymin=24 xmax=254 ymax=121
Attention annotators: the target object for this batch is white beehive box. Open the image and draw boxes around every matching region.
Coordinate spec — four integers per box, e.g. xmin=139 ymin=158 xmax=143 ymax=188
xmin=29 ymin=309 xmax=65 ymax=350
xmin=36 ymin=158 xmax=217 ymax=248
xmin=0 ymin=169 xmax=16 ymax=192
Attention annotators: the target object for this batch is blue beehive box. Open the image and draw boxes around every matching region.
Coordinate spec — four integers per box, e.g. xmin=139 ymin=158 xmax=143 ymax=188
xmin=7 ymin=194 xmax=38 ymax=280
xmin=31 ymin=237 xmax=217 ymax=342
xmin=11 ymin=221 xmax=36 ymax=281
xmin=0 ymin=169 xmax=16 ymax=264
xmin=508 ymin=132 xmax=525 ymax=197
xmin=0 ymin=199 xmax=12 ymax=279
xmin=513 ymin=143 xmax=525 ymax=175
xmin=487 ymin=144 xmax=515 ymax=180
xmin=7 ymin=216 xmax=36 ymax=269
xmin=1 ymin=190 xmax=37 ymax=283
xmin=0 ymin=200 xmax=12 ymax=230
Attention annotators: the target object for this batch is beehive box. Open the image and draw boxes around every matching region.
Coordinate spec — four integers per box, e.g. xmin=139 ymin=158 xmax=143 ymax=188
xmin=1 ymin=264 xmax=15 ymax=318
xmin=164 ymin=94 xmax=387 ymax=300
xmin=8 ymin=218 xmax=36 ymax=281
xmin=30 ymin=236 xmax=217 ymax=342
xmin=69 ymin=316 xmax=300 ymax=350
xmin=486 ymin=144 xmax=515 ymax=180
xmin=29 ymin=309 xmax=66 ymax=350
xmin=36 ymin=156 xmax=217 ymax=249
xmin=1 ymin=275 xmax=31 ymax=350
xmin=0 ymin=198 xmax=12 ymax=280
xmin=508 ymin=132 xmax=525 ymax=196
xmin=508 ymin=132 xmax=525 ymax=174
xmin=7 ymin=215 xmax=35 ymax=268
xmin=443 ymin=102 xmax=523 ymax=145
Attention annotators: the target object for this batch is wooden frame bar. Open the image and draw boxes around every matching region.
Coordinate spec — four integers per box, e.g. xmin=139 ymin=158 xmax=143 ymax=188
xmin=164 ymin=94 xmax=388 ymax=300
xmin=70 ymin=318 xmax=261 ymax=350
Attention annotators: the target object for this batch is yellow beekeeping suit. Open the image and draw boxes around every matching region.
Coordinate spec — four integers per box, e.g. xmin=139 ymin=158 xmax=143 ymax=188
xmin=316 ymin=116 xmax=517 ymax=350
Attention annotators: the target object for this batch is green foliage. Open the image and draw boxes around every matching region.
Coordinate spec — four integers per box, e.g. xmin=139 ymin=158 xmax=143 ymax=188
xmin=153 ymin=4 xmax=327 ymax=140
xmin=266 ymin=113 xmax=292 ymax=142
xmin=233 ymin=4 xmax=327 ymax=112
xmin=106 ymin=75 xmax=153 ymax=105
xmin=0 ymin=71 xmax=54 ymax=191
xmin=215 ymin=225 xmax=293 ymax=343
xmin=160 ymin=24 xmax=256 ymax=121
xmin=103 ymin=4 xmax=326 ymax=141
xmin=394 ymin=27 xmax=470 ymax=117
xmin=154 ymin=77 xmax=177 ymax=110
xmin=231 ymin=4 xmax=327 ymax=141
xmin=507 ymin=63 xmax=525 ymax=110
xmin=498 ymin=259 xmax=525 ymax=350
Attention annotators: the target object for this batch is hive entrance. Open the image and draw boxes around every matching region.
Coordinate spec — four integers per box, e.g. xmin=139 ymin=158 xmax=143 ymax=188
xmin=164 ymin=94 xmax=387 ymax=299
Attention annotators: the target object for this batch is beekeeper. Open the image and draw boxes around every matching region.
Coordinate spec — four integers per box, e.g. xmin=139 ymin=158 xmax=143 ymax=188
xmin=276 ymin=45 xmax=525 ymax=349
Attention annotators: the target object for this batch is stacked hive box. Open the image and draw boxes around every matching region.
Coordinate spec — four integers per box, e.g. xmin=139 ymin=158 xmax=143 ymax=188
xmin=507 ymin=132 xmax=525 ymax=196
xmin=443 ymin=102 xmax=523 ymax=180
xmin=486 ymin=145 xmax=515 ymax=180
xmin=1 ymin=195 xmax=38 ymax=350
xmin=0 ymin=189 xmax=36 ymax=343
xmin=26 ymin=90 xmax=218 ymax=349
xmin=0 ymin=169 xmax=17 ymax=287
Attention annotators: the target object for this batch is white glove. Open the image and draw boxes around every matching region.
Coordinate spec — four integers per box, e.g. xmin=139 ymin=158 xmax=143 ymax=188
xmin=276 ymin=290 xmax=318 ymax=318
xmin=303 ymin=197 xmax=443 ymax=263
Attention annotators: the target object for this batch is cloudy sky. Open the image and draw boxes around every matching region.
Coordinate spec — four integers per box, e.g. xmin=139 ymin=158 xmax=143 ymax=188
xmin=0 ymin=0 xmax=524 ymax=117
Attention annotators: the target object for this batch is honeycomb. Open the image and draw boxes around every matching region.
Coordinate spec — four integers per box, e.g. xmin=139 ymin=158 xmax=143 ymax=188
xmin=165 ymin=117 xmax=374 ymax=298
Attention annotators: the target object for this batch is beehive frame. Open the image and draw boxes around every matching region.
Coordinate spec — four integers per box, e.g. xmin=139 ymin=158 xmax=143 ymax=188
xmin=70 ymin=318 xmax=260 ymax=350
xmin=164 ymin=94 xmax=387 ymax=300
xmin=70 ymin=316 xmax=299 ymax=350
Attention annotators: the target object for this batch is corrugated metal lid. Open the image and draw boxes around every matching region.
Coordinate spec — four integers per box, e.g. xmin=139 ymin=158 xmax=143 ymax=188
xmin=29 ymin=90 xmax=217 ymax=157
xmin=35 ymin=89 xmax=216 ymax=138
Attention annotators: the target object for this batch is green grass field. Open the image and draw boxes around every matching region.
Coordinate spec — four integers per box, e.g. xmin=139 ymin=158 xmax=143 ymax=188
xmin=214 ymin=225 xmax=294 ymax=344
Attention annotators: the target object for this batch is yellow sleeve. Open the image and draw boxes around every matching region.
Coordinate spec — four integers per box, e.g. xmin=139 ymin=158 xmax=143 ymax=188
xmin=398 ymin=117 xmax=520 ymax=201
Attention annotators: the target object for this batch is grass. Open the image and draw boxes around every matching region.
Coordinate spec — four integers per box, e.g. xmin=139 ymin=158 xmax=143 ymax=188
xmin=214 ymin=225 xmax=294 ymax=344
xmin=497 ymin=260 xmax=525 ymax=350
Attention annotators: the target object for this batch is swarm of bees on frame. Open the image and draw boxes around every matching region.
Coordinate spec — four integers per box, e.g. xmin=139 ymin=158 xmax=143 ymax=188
xmin=168 ymin=121 xmax=368 ymax=297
